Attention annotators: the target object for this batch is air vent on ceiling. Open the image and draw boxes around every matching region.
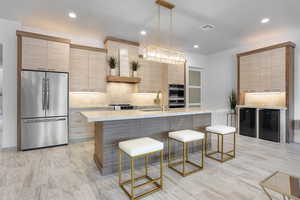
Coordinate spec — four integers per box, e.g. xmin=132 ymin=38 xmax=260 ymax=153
xmin=201 ymin=24 xmax=215 ymax=31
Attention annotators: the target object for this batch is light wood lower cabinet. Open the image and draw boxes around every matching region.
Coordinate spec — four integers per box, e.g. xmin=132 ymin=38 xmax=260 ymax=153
xmin=70 ymin=48 xmax=107 ymax=92
xmin=22 ymin=37 xmax=70 ymax=72
xmin=70 ymin=111 xmax=95 ymax=141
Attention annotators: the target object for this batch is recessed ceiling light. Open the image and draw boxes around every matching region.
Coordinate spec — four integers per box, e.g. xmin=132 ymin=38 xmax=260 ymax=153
xmin=68 ymin=12 xmax=77 ymax=19
xmin=261 ymin=18 xmax=270 ymax=24
xmin=140 ymin=30 xmax=147 ymax=35
xmin=193 ymin=45 xmax=199 ymax=49
xmin=201 ymin=24 xmax=215 ymax=31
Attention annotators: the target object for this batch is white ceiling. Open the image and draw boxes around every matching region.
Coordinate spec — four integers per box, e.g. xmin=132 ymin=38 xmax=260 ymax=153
xmin=1 ymin=0 xmax=300 ymax=54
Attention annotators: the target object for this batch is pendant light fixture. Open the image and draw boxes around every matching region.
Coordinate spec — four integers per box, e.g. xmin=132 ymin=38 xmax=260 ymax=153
xmin=140 ymin=0 xmax=186 ymax=65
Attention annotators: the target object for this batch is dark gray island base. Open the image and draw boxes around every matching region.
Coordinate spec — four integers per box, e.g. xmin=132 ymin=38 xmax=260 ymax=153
xmin=93 ymin=113 xmax=211 ymax=175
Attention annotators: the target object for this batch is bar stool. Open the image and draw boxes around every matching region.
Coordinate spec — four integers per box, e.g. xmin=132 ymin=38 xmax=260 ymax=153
xmin=118 ymin=137 xmax=164 ymax=200
xmin=205 ymin=125 xmax=236 ymax=163
xmin=168 ymin=129 xmax=205 ymax=177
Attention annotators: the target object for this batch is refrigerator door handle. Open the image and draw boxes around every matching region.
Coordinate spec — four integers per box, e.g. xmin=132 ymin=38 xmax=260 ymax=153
xmin=42 ymin=78 xmax=46 ymax=110
xmin=46 ymin=78 xmax=50 ymax=110
xmin=23 ymin=118 xmax=66 ymax=124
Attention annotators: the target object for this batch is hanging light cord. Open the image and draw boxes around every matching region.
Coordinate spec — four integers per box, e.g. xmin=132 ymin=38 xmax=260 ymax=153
xmin=158 ymin=4 xmax=161 ymax=46
xmin=170 ymin=8 xmax=173 ymax=49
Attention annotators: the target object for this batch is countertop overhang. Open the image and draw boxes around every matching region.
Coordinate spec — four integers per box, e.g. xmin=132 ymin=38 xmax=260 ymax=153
xmin=236 ymin=105 xmax=287 ymax=110
xmin=81 ymin=107 xmax=227 ymax=122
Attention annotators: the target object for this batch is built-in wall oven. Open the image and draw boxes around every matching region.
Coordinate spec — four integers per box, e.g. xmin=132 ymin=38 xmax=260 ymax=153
xmin=169 ymin=84 xmax=185 ymax=108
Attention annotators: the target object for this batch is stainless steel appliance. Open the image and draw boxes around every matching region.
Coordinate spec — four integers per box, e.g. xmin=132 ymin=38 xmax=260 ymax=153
xmin=259 ymin=109 xmax=280 ymax=143
xmin=239 ymin=108 xmax=256 ymax=138
xmin=169 ymin=84 xmax=185 ymax=108
xmin=21 ymin=70 xmax=69 ymax=150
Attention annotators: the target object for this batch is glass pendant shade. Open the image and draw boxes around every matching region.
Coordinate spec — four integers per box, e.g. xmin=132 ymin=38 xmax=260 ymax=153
xmin=141 ymin=44 xmax=185 ymax=65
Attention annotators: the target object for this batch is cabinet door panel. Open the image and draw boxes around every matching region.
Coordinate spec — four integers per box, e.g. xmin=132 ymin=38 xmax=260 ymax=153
xmin=168 ymin=64 xmax=184 ymax=84
xmin=239 ymin=47 xmax=286 ymax=93
xmin=22 ymin=37 xmax=48 ymax=70
xmin=88 ymin=51 xmax=107 ymax=92
xmin=47 ymin=41 xmax=69 ymax=72
xmin=138 ymin=61 xmax=163 ymax=93
xmin=70 ymin=48 xmax=89 ymax=91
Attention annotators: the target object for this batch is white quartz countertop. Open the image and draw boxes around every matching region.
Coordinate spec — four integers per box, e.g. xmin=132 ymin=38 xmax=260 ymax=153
xmin=81 ymin=107 xmax=227 ymax=122
xmin=237 ymin=105 xmax=287 ymax=110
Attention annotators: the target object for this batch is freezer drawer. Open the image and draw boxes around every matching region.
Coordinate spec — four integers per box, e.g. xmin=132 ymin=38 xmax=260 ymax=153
xmin=21 ymin=117 xmax=68 ymax=150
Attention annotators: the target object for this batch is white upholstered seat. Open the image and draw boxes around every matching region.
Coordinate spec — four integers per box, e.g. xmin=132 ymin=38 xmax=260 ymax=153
xmin=169 ymin=129 xmax=205 ymax=143
xmin=119 ymin=137 xmax=164 ymax=157
xmin=206 ymin=125 xmax=236 ymax=135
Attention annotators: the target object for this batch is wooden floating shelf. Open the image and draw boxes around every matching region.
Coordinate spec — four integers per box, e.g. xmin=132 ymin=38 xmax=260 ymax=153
xmin=106 ymin=76 xmax=141 ymax=84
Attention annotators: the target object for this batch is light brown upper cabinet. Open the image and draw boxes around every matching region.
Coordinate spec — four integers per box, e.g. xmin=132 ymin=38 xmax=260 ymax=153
xmin=239 ymin=47 xmax=286 ymax=93
xmin=88 ymin=51 xmax=107 ymax=92
xmin=47 ymin=41 xmax=70 ymax=72
xmin=69 ymin=46 xmax=107 ymax=92
xmin=138 ymin=60 xmax=164 ymax=93
xmin=167 ymin=64 xmax=185 ymax=85
xmin=70 ymin=48 xmax=89 ymax=91
xmin=21 ymin=36 xmax=70 ymax=72
xmin=22 ymin=37 xmax=48 ymax=70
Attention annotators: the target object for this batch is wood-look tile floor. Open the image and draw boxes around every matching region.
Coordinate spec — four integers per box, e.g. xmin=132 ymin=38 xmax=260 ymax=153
xmin=1 ymin=135 xmax=300 ymax=200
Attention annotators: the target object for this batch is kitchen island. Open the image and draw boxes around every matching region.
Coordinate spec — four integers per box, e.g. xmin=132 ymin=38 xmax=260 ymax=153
xmin=81 ymin=108 xmax=220 ymax=175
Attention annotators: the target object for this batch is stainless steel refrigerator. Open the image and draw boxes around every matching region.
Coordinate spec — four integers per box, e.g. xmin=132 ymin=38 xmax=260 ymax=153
xmin=21 ymin=70 xmax=69 ymax=150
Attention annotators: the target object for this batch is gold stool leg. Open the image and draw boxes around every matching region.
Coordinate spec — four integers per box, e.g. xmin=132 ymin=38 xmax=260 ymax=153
xmin=186 ymin=143 xmax=189 ymax=161
xmin=205 ymin=132 xmax=208 ymax=155
xmin=183 ymin=142 xmax=186 ymax=175
xmin=145 ymin=155 xmax=148 ymax=176
xmin=217 ymin=134 xmax=220 ymax=152
xmin=131 ymin=158 xmax=135 ymax=200
xmin=201 ymin=139 xmax=204 ymax=168
xmin=160 ymin=150 xmax=163 ymax=189
xmin=119 ymin=149 xmax=122 ymax=186
xmin=168 ymin=137 xmax=171 ymax=167
xmin=233 ymin=132 xmax=236 ymax=158
xmin=221 ymin=135 xmax=224 ymax=162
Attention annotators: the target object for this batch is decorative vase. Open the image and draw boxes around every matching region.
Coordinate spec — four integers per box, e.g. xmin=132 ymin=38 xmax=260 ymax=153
xmin=111 ymin=68 xmax=116 ymax=76
xmin=133 ymin=71 xmax=137 ymax=77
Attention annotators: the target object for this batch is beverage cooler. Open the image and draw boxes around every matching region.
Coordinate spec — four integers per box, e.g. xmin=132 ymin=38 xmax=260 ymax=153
xmin=239 ymin=108 xmax=257 ymax=138
xmin=259 ymin=109 xmax=280 ymax=143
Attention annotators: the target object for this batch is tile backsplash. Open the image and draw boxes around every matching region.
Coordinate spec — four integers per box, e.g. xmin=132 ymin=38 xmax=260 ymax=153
xmin=70 ymin=83 xmax=158 ymax=108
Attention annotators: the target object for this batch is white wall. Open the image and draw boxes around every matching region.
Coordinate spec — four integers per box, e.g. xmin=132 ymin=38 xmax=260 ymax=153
xmin=205 ymin=49 xmax=237 ymax=108
xmin=0 ymin=19 xmax=21 ymax=148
